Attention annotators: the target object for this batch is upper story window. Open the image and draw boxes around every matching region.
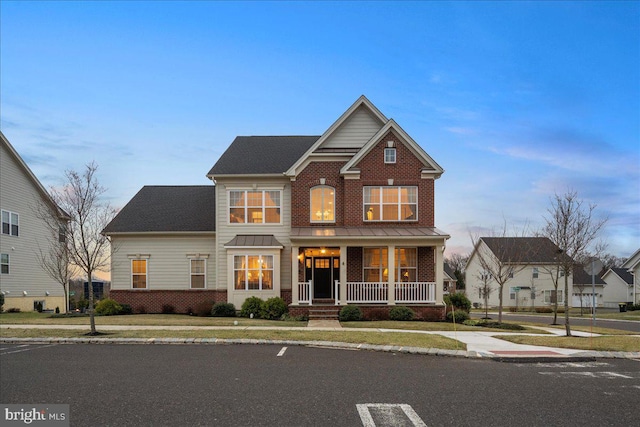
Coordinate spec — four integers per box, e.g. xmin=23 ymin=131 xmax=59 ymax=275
xmin=229 ymin=190 xmax=281 ymax=224
xmin=1 ymin=210 xmax=19 ymax=236
xmin=384 ymin=148 xmax=396 ymax=164
xmin=532 ymin=267 xmax=539 ymax=279
xmin=363 ymin=186 xmax=417 ymax=222
xmin=310 ymin=186 xmax=335 ymax=223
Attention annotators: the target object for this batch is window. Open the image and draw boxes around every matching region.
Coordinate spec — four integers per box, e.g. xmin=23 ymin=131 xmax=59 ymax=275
xmin=532 ymin=267 xmax=539 ymax=279
xmin=132 ymin=259 xmax=147 ymax=288
xmin=364 ymin=187 xmax=417 ymax=221
xmin=310 ymin=186 xmax=335 ymax=222
xmin=384 ymin=148 xmax=396 ymax=164
xmin=1 ymin=254 xmax=9 ymax=274
xmin=510 ymin=287 xmax=517 ymax=300
xmin=1 ymin=210 xmax=19 ymax=236
xmin=363 ymin=248 xmax=417 ymax=282
xmin=229 ymin=190 xmax=281 ymax=224
xmin=544 ymin=290 xmax=563 ymax=304
xmin=190 ymin=259 xmax=206 ymax=289
xmin=234 ymin=255 xmax=273 ymax=290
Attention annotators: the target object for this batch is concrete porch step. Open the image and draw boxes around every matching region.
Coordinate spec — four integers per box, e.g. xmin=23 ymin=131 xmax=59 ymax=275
xmin=308 ymin=307 xmax=340 ymax=320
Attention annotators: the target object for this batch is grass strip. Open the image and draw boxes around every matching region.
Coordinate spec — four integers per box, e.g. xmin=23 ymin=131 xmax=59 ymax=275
xmin=497 ymin=334 xmax=640 ymax=352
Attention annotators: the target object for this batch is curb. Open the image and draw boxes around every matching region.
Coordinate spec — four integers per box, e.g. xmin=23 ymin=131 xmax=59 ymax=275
xmin=2 ymin=337 xmax=639 ymax=362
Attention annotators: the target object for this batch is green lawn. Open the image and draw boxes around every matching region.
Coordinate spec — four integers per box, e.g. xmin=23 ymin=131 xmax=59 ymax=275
xmin=476 ymin=308 xmax=640 ymax=322
xmin=497 ymin=335 xmax=640 ymax=352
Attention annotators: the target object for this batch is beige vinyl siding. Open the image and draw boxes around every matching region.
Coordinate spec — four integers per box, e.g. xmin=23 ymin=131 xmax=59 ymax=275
xmin=110 ymin=235 xmax=216 ymax=290
xmin=320 ymin=106 xmax=383 ymax=149
xmin=215 ymin=177 xmax=292 ymax=293
xmin=0 ymin=141 xmax=65 ymax=302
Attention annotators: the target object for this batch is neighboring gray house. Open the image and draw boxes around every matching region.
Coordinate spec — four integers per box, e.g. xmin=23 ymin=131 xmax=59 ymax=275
xmin=0 ymin=131 xmax=68 ymax=312
xmin=601 ymin=267 xmax=634 ymax=307
xmin=621 ymin=248 xmax=640 ymax=304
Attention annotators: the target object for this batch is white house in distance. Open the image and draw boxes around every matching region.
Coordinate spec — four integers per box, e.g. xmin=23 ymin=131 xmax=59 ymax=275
xmin=621 ymin=248 xmax=640 ymax=304
xmin=571 ymin=265 xmax=606 ymax=309
xmin=601 ymin=267 xmax=634 ymax=308
xmin=466 ymin=237 xmax=572 ymax=309
xmin=0 ymin=131 xmax=68 ymax=312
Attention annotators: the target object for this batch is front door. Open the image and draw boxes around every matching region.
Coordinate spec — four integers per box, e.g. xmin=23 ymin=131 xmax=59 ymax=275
xmin=313 ymin=257 xmax=332 ymax=298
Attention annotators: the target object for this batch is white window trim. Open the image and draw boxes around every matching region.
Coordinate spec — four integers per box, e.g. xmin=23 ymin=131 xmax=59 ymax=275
xmin=310 ymin=185 xmax=336 ymax=224
xmin=1 ymin=253 xmax=9 ymax=274
xmin=130 ymin=257 xmax=149 ymax=289
xmin=395 ymin=247 xmax=417 ymax=282
xmin=384 ymin=148 xmax=396 ymax=164
xmin=543 ymin=289 xmax=564 ymax=304
xmin=228 ymin=189 xmax=283 ymax=225
xmin=363 ymin=186 xmax=418 ymax=222
xmin=1 ymin=210 xmax=19 ymax=237
xmin=189 ymin=258 xmax=207 ymax=289
xmin=233 ymin=254 xmax=274 ymax=291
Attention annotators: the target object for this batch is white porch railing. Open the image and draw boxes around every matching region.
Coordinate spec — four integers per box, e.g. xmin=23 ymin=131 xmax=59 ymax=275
xmin=298 ymin=280 xmax=313 ymax=304
xmin=346 ymin=282 xmax=388 ymax=303
xmin=395 ymin=282 xmax=436 ymax=303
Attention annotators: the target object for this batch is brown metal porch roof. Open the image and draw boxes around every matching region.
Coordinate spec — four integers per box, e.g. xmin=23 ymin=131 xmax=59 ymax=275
xmin=224 ymin=234 xmax=284 ymax=248
xmin=290 ymin=227 xmax=449 ymax=239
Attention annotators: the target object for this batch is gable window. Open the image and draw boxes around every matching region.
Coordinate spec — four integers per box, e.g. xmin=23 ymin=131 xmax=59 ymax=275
xmin=363 ymin=186 xmax=417 ymax=221
xmin=234 ymin=255 xmax=273 ymax=290
xmin=132 ymin=259 xmax=147 ymax=289
xmin=1 ymin=210 xmax=19 ymax=236
xmin=190 ymin=259 xmax=206 ymax=289
xmin=384 ymin=148 xmax=396 ymax=164
xmin=1 ymin=254 xmax=9 ymax=274
xmin=310 ymin=186 xmax=335 ymax=223
xmin=229 ymin=190 xmax=281 ymax=224
xmin=532 ymin=267 xmax=539 ymax=279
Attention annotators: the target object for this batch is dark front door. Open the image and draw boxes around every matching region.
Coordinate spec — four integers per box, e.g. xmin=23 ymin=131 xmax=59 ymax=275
xmin=313 ymin=257 xmax=332 ymax=298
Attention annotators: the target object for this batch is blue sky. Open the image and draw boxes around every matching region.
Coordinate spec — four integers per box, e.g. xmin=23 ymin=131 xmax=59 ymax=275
xmin=2 ymin=1 xmax=638 ymax=258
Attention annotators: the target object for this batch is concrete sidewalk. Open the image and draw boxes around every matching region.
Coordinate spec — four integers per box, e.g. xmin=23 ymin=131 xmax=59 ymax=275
xmin=1 ymin=322 xmax=638 ymax=361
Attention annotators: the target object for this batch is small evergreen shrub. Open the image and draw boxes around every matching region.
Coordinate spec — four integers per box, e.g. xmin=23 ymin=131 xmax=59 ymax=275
xmin=55 ymin=307 xmax=60 ymax=314
xmin=212 ymin=302 xmax=236 ymax=317
xmin=444 ymin=292 xmax=472 ymax=312
xmin=119 ymin=304 xmax=133 ymax=315
xmin=535 ymin=307 xmax=553 ymax=313
xmin=339 ymin=305 xmax=363 ymax=321
xmin=36 ymin=301 xmax=44 ymax=313
xmin=477 ymin=321 xmax=526 ymax=330
xmin=446 ymin=309 xmax=469 ymax=323
xmin=389 ymin=306 xmax=415 ymax=321
xmin=240 ymin=296 xmax=264 ymax=318
xmin=7 ymin=308 xmax=21 ymax=313
xmin=0 ymin=292 xmax=4 ymax=312
xmin=95 ymin=299 xmax=123 ymax=316
xmin=193 ymin=301 xmax=213 ymax=317
xmin=260 ymin=297 xmax=288 ymax=320
xmin=161 ymin=304 xmax=176 ymax=314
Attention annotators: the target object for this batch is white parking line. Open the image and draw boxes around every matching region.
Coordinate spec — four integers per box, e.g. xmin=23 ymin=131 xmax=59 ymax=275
xmin=539 ymin=371 xmax=635 ymax=379
xmin=277 ymin=347 xmax=287 ymax=357
xmin=357 ymin=403 xmax=427 ymax=427
xmin=0 ymin=344 xmax=57 ymax=356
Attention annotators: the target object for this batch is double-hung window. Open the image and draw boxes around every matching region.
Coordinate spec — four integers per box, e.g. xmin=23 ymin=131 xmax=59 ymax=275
xmin=310 ymin=186 xmax=335 ymax=223
xmin=190 ymin=259 xmax=206 ymax=289
xmin=363 ymin=248 xmax=417 ymax=282
xmin=229 ymin=190 xmax=281 ymax=224
xmin=384 ymin=148 xmax=396 ymax=164
xmin=234 ymin=255 xmax=273 ymax=290
xmin=544 ymin=290 xmax=563 ymax=304
xmin=132 ymin=259 xmax=147 ymax=288
xmin=1 ymin=210 xmax=19 ymax=236
xmin=1 ymin=254 xmax=9 ymax=274
xmin=363 ymin=186 xmax=417 ymax=221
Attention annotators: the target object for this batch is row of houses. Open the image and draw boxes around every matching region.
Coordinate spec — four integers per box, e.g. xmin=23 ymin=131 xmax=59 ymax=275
xmin=1 ymin=97 xmax=639 ymax=316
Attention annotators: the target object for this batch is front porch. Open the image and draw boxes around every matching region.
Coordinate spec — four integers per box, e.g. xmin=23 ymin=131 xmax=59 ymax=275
xmin=296 ymin=280 xmax=437 ymax=305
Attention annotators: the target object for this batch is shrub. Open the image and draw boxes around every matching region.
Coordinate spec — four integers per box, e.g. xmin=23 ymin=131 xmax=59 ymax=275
xmin=339 ymin=305 xmax=363 ymax=321
xmin=212 ymin=302 xmax=236 ymax=317
xmin=95 ymin=298 xmax=123 ymax=316
xmin=366 ymin=308 xmax=390 ymax=321
xmin=35 ymin=301 xmax=43 ymax=313
xmin=444 ymin=292 xmax=472 ymax=312
xmin=240 ymin=296 xmax=264 ymax=318
xmin=535 ymin=307 xmax=553 ymax=313
xmin=477 ymin=321 xmax=526 ymax=330
xmin=7 ymin=308 xmax=21 ymax=313
xmin=260 ymin=297 xmax=288 ymax=320
xmin=446 ymin=309 xmax=469 ymax=323
xmin=136 ymin=305 xmax=147 ymax=314
xmin=389 ymin=306 xmax=415 ymax=321
xmin=161 ymin=304 xmax=176 ymax=314
xmin=119 ymin=304 xmax=133 ymax=315
xmin=193 ymin=301 xmax=213 ymax=317
xmin=55 ymin=307 xmax=60 ymax=314
xmin=0 ymin=292 xmax=4 ymax=311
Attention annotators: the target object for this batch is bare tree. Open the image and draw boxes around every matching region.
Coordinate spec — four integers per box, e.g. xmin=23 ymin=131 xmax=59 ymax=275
xmin=537 ymin=248 xmax=566 ymax=325
xmin=541 ymin=190 xmax=607 ymax=336
xmin=475 ymin=270 xmax=493 ymax=319
xmin=470 ymin=224 xmax=532 ymax=323
xmin=49 ymin=162 xmax=117 ymax=335
xmin=446 ymin=253 xmax=468 ymax=290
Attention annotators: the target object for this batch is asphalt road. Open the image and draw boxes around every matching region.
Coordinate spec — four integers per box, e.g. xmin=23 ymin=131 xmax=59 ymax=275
xmin=1 ymin=343 xmax=639 ymax=426
xmin=471 ymin=312 xmax=640 ymax=333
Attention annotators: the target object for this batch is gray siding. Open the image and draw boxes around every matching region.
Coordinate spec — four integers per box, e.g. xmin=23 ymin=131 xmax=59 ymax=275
xmin=320 ymin=106 xmax=383 ymax=149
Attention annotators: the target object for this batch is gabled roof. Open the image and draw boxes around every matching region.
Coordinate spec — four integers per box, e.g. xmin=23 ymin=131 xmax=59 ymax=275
xmin=622 ymin=248 xmax=640 ymax=271
xmin=602 ymin=267 xmax=634 ymax=285
xmin=0 ymin=131 xmax=68 ymax=219
xmin=572 ymin=265 xmax=607 ymax=285
xmin=477 ymin=237 xmax=568 ymax=264
xmin=103 ymin=186 xmax=215 ymax=233
xmin=444 ymin=263 xmax=457 ymax=282
xmin=207 ymin=136 xmax=318 ymax=176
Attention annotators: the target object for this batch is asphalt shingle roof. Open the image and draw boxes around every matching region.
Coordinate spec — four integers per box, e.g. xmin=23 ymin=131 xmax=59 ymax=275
xmin=207 ymin=136 xmax=319 ymax=175
xmin=610 ymin=267 xmax=634 ymax=285
xmin=481 ymin=237 xmax=569 ymax=264
xmin=103 ymin=186 xmax=215 ymax=233
xmin=573 ymin=266 xmax=607 ymax=285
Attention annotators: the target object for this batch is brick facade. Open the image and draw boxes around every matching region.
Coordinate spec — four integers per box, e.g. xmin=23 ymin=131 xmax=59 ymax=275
xmin=288 ymin=304 xmax=445 ymax=321
xmin=110 ymin=290 xmax=227 ymax=314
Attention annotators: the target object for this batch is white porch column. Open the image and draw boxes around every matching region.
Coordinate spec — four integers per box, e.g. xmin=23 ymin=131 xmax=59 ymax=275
xmin=339 ymin=245 xmax=347 ymax=305
xmin=435 ymin=244 xmax=444 ymax=304
xmin=291 ymin=245 xmax=299 ymax=305
xmin=388 ymin=245 xmax=396 ymax=305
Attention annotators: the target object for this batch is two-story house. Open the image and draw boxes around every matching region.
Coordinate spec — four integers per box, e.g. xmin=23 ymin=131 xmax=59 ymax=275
xmin=1 ymin=131 xmax=69 ymax=312
xmin=104 ymin=96 xmax=450 ymax=319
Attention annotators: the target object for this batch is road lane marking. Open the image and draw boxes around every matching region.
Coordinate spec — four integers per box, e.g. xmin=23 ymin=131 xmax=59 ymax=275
xmin=357 ymin=404 xmax=427 ymax=427
xmin=539 ymin=371 xmax=635 ymax=379
xmin=0 ymin=344 xmax=57 ymax=356
xmin=277 ymin=347 xmax=287 ymax=357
